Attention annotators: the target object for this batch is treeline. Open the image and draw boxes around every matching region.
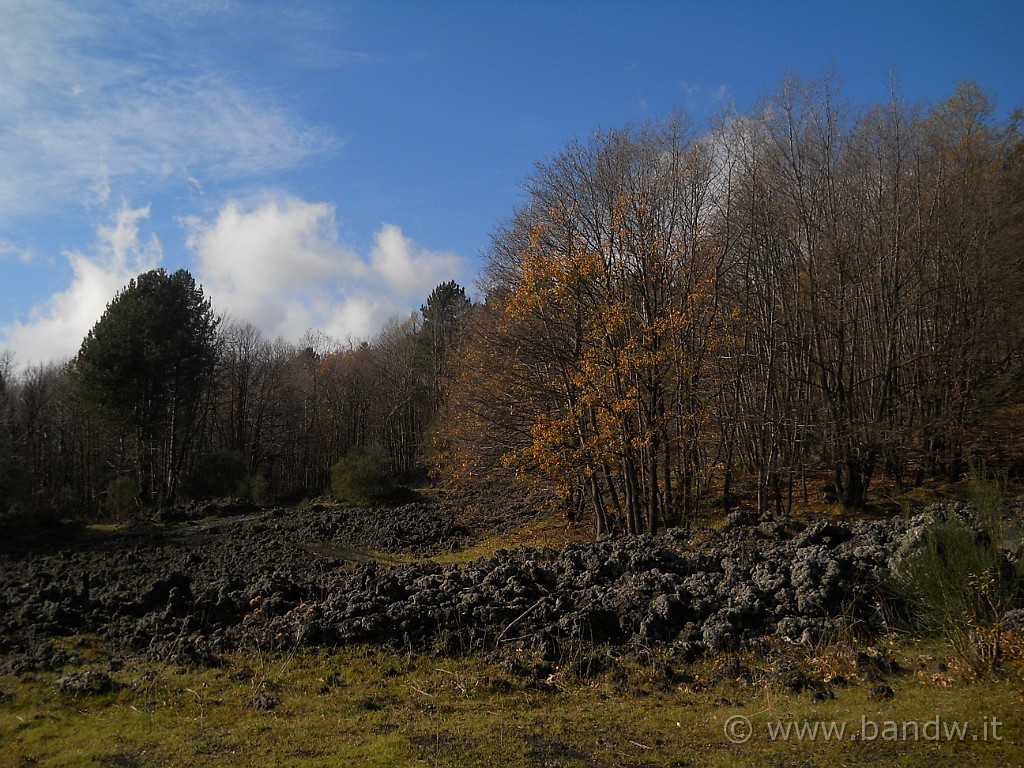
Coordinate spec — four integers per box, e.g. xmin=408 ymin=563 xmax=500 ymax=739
xmin=0 ymin=275 xmax=470 ymax=521
xmin=439 ymin=76 xmax=1024 ymax=535
xmin=1 ymin=74 xmax=1022 ymax=533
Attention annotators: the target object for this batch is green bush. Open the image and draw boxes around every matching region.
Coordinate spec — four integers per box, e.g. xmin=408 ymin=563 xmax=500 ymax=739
xmin=245 ymin=471 xmax=269 ymax=506
xmin=103 ymin=476 xmax=139 ymax=521
xmin=187 ymin=450 xmax=261 ymax=501
xmin=888 ymin=474 xmax=1021 ymax=672
xmin=331 ymin=445 xmax=397 ymax=505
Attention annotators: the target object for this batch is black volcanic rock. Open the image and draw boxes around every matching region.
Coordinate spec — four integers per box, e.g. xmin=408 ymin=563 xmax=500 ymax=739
xmin=0 ymin=502 xmax=1016 ymax=671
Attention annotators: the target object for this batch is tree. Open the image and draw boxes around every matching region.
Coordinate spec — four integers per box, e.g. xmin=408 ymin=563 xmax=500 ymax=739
xmin=442 ymin=75 xmax=1024 ymax=526
xmin=13 ymin=362 xmax=94 ymax=517
xmin=719 ymin=76 xmax=1023 ymax=510
xmin=211 ymin=322 xmax=290 ymax=477
xmin=417 ymin=280 xmax=472 ymax=411
xmin=76 ymin=268 xmax=219 ymax=506
xmin=374 ymin=313 xmax=425 ymax=473
xmin=0 ymin=352 xmax=24 ymax=520
xmin=453 ymin=118 xmax=727 ymax=535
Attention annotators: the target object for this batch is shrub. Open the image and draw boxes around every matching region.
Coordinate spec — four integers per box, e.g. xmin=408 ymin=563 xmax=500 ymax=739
xmin=103 ymin=476 xmax=139 ymax=521
xmin=0 ymin=500 xmax=60 ymax=532
xmin=888 ymin=473 xmax=1022 ymax=672
xmin=331 ymin=445 xmax=397 ymax=505
xmin=245 ymin=472 xmax=269 ymax=506
xmin=187 ymin=450 xmax=257 ymax=501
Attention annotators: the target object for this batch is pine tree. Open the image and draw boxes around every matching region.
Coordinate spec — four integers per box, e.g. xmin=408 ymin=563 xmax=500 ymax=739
xmin=76 ymin=268 xmax=219 ymax=507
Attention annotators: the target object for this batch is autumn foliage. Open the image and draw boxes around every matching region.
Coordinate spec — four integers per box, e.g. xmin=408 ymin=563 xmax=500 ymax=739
xmin=441 ymin=77 xmax=1024 ymax=535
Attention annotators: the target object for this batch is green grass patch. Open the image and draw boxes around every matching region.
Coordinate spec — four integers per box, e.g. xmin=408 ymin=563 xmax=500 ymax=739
xmin=3 ymin=639 xmax=1023 ymax=767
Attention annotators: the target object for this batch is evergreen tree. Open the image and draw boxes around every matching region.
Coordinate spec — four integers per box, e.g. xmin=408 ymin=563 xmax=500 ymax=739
xmin=418 ymin=280 xmax=472 ymax=408
xmin=76 ymin=268 xmax=219 ymax=506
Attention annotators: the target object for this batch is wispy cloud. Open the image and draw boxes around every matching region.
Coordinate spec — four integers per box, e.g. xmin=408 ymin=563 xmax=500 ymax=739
xmin=0 ymin=3 xmax=463 ymax=363
xmin=0 ymin=240 xmax=35 ymax=264
xmin=0 ymin=0 xmax=339 ymax=220
xmin=678 ymin=80 xmax=732 ymax=105
xmin=0 ymin=204 xmax=162 ymax=367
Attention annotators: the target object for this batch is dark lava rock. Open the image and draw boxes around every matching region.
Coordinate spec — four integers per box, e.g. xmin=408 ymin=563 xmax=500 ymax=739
xmin=712 ymin=697 xmax=744 ymax=707
xmin=2 ymin=641 xmax=75 ymax=675
xmin=247 ymin=692 xmax=281 ymax=711
xmin=777 ymin=666 xmax=812 ymax=693
xmin=856 ymin=649 xmax=905 ymax=679
xmin=868 ymin=684 xmax=895 ymax=701
xmin=54 ymin=670 xmax=115 ymax=696
xmin=0 ymin=501 xmax=1005 ymax=673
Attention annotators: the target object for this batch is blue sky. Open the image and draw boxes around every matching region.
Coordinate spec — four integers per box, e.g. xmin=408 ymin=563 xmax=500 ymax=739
xmin=2 ymin=0 xmax=1022 ymax=367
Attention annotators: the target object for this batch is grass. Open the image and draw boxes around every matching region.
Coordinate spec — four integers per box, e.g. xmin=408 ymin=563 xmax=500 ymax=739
xmin=3 ymin=637 xmax=1024 ymax=767
xmin=432 ymin=512 xmax=591 ymax=565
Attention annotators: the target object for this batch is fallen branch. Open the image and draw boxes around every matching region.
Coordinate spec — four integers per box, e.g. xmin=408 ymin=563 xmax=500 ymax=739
xmin=496 ymin=597 xmax=547 ymax=644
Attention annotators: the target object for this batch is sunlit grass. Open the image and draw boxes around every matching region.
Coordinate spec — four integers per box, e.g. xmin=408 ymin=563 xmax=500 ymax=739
xmin=431 ymin=512 xmax=586 ymax=565
xmin=3 ymin=638 xmax=1023 ymax=767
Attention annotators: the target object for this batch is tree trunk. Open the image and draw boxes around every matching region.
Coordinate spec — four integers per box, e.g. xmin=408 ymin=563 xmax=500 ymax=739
xmin=838 ymin=455 xmax=875 ymax=511
xmin=590 ymin=475 xmax=609 ymax=538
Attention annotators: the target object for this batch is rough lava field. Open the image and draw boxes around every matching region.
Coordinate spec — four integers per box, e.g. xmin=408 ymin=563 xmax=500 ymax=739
xmin=5 ymin=499 xmax=1017 ymax=678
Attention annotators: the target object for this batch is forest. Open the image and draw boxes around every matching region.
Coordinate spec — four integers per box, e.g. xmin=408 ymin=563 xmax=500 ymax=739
xmin=1 ymin=75 xmax=1022 ymax=536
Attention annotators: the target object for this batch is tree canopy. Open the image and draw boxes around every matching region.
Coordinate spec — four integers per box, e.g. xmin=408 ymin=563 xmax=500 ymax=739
xmin=441 ymin=77 xmax=1024 ymax=534
xmin=1 ymin=75 xmax=1021 ymax=530
xmin=76 ymin=268 xmax=219 ymax=505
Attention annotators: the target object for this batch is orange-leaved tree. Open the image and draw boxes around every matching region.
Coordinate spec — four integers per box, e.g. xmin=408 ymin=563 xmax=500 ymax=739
xmin=450 ymin=117 xmax=729 ymax=535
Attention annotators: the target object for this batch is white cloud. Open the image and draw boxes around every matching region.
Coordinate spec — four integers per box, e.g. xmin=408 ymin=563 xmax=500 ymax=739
xmin=677 ymin=80 xmax=732 ymax=105
xmin=0 ymin=195 xmax=471 ymax=368
xmin=186 ymin=197 xmax=470 ymax=344
xmin=189 ymin=199 xmax=360 ymax=292
xmin=186 ymin=197 xmax=360 ymax=338
xmin=0 ymin=0 xmax=337 ymax=220
xmin=0 ymin=239 xmax=35 ymax=264
xmin=370 ymin=224 xmax=466 ymax=298
xmin=320 ymin=295 xmax=393 ymax=342
xmin=0 ymin=204 xmax=162 ymax=367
